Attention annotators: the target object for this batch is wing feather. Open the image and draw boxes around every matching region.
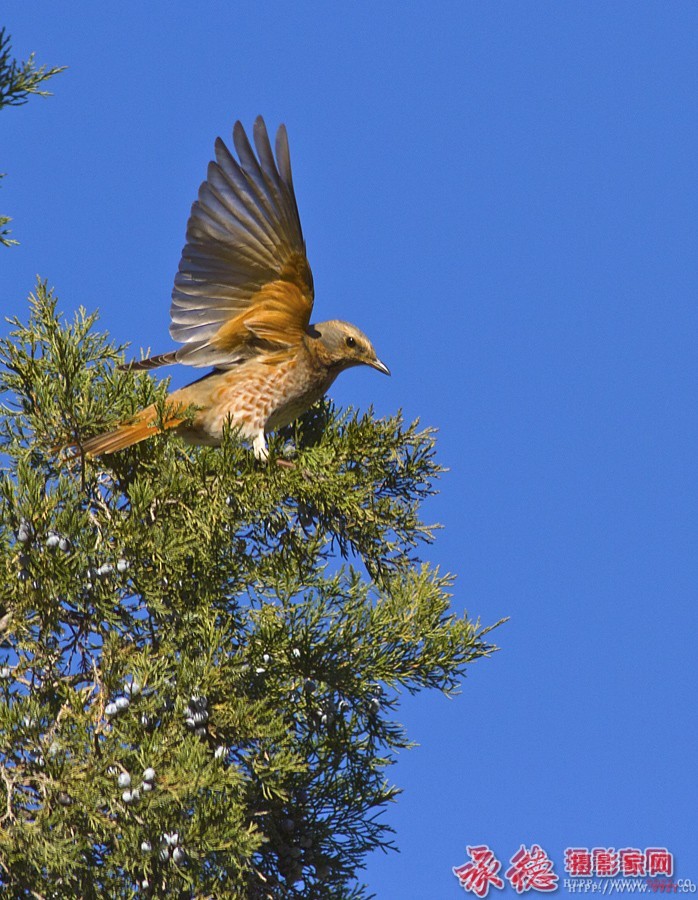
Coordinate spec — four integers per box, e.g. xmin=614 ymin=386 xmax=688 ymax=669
xmin=212 ymin=139 xmax=281 ymax=236
xmin=170 ymin=116 xmax=313 ymax=368
xmin=232 ymin=122 xmax=284 ymax=224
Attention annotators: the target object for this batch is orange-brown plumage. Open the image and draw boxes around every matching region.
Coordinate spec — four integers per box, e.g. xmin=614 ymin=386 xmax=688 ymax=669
xmin=80 ymin=117 xmax=389 ymax=461
xmin=81 ymin=411 xmax=181 ymax=456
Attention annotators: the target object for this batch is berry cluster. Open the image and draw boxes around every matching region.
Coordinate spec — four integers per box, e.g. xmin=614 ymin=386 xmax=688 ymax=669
xmin=184 ymin=694 xmax=209 ymax=737
xmin=105 ymin=679 xmax=141 ymax=719
xmin=112 ymin=765 xmax=156 ymax=806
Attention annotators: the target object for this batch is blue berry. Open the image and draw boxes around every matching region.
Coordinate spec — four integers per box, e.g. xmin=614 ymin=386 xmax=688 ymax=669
xmin=124 ymin=680 xmax=141 ymax=697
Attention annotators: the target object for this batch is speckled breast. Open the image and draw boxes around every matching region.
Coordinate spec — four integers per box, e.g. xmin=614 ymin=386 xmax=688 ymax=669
xmin=189 ymin=355 xmax=338 ymax=444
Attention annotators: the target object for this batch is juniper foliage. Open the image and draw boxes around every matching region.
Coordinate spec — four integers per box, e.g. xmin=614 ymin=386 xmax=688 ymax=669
xmin=0 ymin=284 xmax=500 ymax=898
xmin=0 ymin=26 xmax=65 ymax=246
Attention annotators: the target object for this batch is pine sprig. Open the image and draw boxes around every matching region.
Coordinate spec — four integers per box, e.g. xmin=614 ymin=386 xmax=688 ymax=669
xmin=0 ymin=27 xmax=65 ymax=109
xmin=1 ymin=29 xmax=65 ymax=247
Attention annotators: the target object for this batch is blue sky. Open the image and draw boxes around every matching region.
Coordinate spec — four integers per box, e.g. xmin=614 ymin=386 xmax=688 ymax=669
xmin=3 ymin=3 xmax=697 ymax=897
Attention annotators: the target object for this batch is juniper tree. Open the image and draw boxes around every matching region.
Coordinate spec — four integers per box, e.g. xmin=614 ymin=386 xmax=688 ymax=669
xmin=0 ymin=284 xmax=500 ymax=898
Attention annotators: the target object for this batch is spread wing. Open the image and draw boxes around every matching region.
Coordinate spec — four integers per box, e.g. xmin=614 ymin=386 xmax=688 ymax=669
xmin=169 ymin=116 xmax=314 ymax=368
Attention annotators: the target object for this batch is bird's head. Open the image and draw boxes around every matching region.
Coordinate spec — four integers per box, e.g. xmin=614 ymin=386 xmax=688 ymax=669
xmin=307 ymin=320 xmax=390 ymax=376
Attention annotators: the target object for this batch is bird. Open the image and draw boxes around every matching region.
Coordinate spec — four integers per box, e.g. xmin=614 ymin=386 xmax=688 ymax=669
xmin=80 ymin=116 xmax=389 ymax=461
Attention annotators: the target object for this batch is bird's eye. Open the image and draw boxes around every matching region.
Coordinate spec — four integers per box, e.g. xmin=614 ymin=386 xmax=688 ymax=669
xmin=345 ymin=336 xmax=357 ymax=348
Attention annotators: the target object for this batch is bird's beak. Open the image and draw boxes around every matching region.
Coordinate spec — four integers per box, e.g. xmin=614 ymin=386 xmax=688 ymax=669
xmin=368 ymin=357 xmax=391 ymax=376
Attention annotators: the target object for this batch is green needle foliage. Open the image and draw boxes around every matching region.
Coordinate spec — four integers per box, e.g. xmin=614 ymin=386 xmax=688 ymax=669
xmin=0 ymin=27 xmax=64 ymax=108
xmin=1 ymin=26 xmax=65 ymax=246
xmin=0 ymin=283 xmax=501 ymax=899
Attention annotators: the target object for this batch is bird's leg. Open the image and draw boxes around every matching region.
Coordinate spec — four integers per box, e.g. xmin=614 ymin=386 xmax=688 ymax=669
xmin=252 ymin=432 xmax=269 ymax=461
xmin=254 ymin=430 xmax=295 ymax=468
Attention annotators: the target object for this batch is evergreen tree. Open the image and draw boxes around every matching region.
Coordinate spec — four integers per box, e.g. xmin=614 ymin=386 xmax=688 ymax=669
xmin=0 ymin=285 xmax=500 ymax=898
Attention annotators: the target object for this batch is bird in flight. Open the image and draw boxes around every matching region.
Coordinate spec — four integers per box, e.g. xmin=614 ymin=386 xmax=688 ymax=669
xmin=81 ymin=116 xmax=389 ymax=461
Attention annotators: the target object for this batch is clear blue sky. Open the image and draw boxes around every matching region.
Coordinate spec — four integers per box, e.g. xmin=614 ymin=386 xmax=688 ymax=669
xmin=4 ymin=4 xmax=697 ymax=897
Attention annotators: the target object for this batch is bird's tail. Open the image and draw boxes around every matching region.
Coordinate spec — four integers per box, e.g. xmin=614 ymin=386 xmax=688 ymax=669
xmin=79 ymin=405 xmax=184 ymax=457
xmin=118 ymin=351 xmax=178 ymax=372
